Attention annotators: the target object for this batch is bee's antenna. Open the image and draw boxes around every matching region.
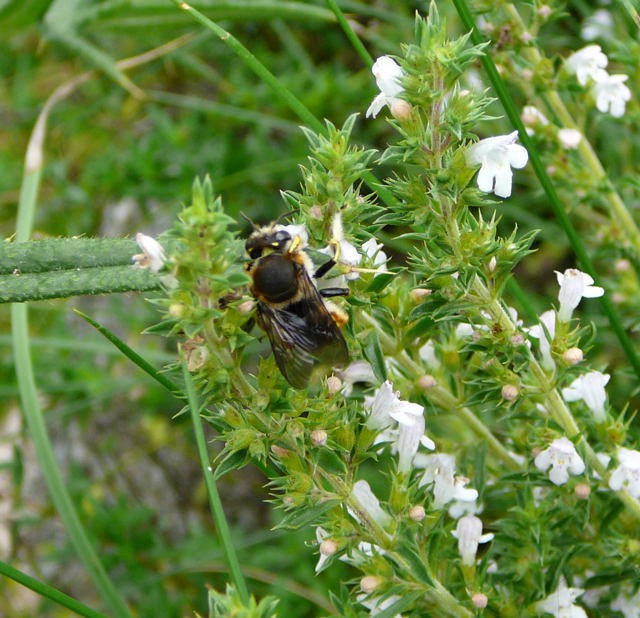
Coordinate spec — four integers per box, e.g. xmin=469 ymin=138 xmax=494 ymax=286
xmin=240 ymin=211 xmax=259 ymax=231
xmin=276 ymin=210 xmax=297 ymax=224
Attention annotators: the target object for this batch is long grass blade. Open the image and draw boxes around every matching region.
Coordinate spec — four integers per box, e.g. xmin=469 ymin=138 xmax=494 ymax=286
xmin=451 ymin=0 xmax=640 ymax=382
xmin=74 ymin=309 xmax=183 ymax=397
xmin=0 ymin=559 xmax=108 ymax=618
xmin=182 ymin=362 xmax=250 ymax=604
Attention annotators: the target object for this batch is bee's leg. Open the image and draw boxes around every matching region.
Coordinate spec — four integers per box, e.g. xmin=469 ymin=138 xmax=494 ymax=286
xmin=319 ymin=287 xmax=350 ymax=298
xmin=314 ymin=258 xmax=336 ymax=280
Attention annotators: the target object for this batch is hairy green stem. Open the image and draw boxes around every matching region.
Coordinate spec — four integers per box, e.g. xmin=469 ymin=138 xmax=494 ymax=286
xmin=182 ymin=362 xmax=250 ymax=604
xmin=451 ymin=0 xmax=640 ymax=383
xmin=0 ymin=559 xmax=107 ymax=618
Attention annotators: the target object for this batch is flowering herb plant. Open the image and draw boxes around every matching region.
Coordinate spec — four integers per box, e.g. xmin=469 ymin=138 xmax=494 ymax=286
xmin=6 ymin=0 xmax=640 ymax=617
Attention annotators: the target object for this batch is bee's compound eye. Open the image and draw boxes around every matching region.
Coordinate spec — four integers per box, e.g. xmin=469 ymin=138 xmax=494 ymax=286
xmin=249 ymin=247 xmax=261 ymax=259
xmin=273 ymin=230 xmax=291 ymax=243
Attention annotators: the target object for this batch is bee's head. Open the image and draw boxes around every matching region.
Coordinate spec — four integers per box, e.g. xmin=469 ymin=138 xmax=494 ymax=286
xmin=245 ymin=225 xmax=292 ymax=259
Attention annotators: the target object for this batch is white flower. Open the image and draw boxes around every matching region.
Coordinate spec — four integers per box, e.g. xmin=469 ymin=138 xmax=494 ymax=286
xmin=314 ymin=527 xmax=332 ymax=573
xmin=448 ymin=486 xmax=480 ymax=519
xmin=611 ymin=586 xmax=640 ymax=617
xmin=467 ymin=131 xmax=529 ymax=198
xmin=348 ymin=480 xmax=392 ymax=528
xmin=340 ymin=542 xmax=385 ymax=566
xmin=393 ymin=412 xmax=435 ymax=474
xmin=609 ymin=448 xmax=640 ymax=498
xmin=339 ymin=360 xmax=376 ymax=396
xmin=581 ymin=9 xmax=614 ymax=41
xmin=455 ymin=323 xmax=475 ymax=338
xmin=521 ymin=105 xmax=549 ymax=127
xmin=562 ymin=371 xmax=610 ymax=423
xmin=364 ymin=381 xmax=399 ymax=431
xmin=535 ymin=437 xmax=585 ymax=485
xmin=418 ymin=340 xmax=440 ymax=369
xmin=283 ymin=223 xmax=309 ymax=248
xmin=452 ymin=514 xmax=494 ymax=566
xmin=558 ymin=128 xmax=582 ymax=149
xmin=357 ymin=593 xmax=402 ymax=617
xmin=415 ymin=454 xmax=478 ymax=508
xmin=565 ymin=45 xmax=608 ymax=86
xmin=528 ymin=310 xmax=556 ymax=370
xmin=362 ymin=238 xmax=388 ymax=276
xmin=537 ymin=577 xmax=588 ymax=618
xmin=366 ymin=56 xmax=405 ymax=119
xmin=321 ymin=213 xmax=361 ymax=280
xmin=593 ymin=74 xmax=632 ymax=118
xmin=556 ymin=268 xmax=604 ymax=322
xmin=133 ymin=233 xmax=165 ymax=272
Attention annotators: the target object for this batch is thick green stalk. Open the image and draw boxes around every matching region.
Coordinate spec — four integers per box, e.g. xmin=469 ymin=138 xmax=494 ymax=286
xmin=172 ymin=0 xmax=401 ymax=211
xmin=0 ymin=559 xmax=107 ymax=618
xmin=1 ymin=265 xmax=161 ymax=303
xmin=451 ymin=0 xmax=640 ymax=383
xmin=326 ymin=0 xmax=373 ymax=67
xmin=182 ymin=363 xmax=250 ymax=604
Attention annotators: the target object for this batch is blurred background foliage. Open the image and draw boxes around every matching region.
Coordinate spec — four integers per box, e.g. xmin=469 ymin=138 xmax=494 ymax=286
xmin=0 ymin=0 xmax=639 ymax=616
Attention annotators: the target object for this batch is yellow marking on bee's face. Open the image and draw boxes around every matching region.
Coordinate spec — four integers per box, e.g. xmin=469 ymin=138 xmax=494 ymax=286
xmin=289 ymin=236 xmax=301 ymax=253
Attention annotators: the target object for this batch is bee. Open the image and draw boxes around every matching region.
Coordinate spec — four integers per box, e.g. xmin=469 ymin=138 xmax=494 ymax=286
xmin=243 ymin=215 xmax=349 ymax=388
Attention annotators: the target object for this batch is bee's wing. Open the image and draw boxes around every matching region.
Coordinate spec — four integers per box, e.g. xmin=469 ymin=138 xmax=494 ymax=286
xmin=257 ymin=266 xmax=348 ymax=388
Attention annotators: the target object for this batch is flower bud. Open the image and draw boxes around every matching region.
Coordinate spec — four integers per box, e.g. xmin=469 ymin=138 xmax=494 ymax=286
xmin=270 ymin=444 xmax=288 ymax=458
xmin=169 ymin=303 xmax=184 ymax=318
xmin=563 ymin=347 xmax=583 ymax=365
xmin=409 ymin=505 xmax=426 ymax=521
xmin=310 ymin=429 xmax=328 ymax=447
xmin=502 ymin=384 xmax=519 ymax=401
xmin=575 ymin=483 xmax=591 ymax=499
xmin=538 ymin=4 xmax=552 ymax=18
xmin=410 ymin=288 xmax=432 ymax=301
xmin=360 ymin=575 xmax=381 ymax=594
xmin=319 ymin=539 xmax=338 ymax=557
xmin=558 ymin=128 xmax=582 ymax=150
xmin=390 ymin=99 xmax=412 ymax=120
xmin=488 ymin=256 xmax=497 ymax=273
xmin=615 ymin=259 xmax=631 ymax=272
xmin=417 ymin=374 xmax=436 ymax=390
xmin=472 ymin=593 xmax=488 ymax=608
xmin=326 ymin=376 xmax=342 ymax=394
xmin=510 ymin=333 xmax=524 ymax=346
xmin=521 ymin=68 xmax=534 ymax=81
xmin=237 ymin=300 xmax=255 ymax=314
xmin=309 ymin=205 xmax=322 ymax=219
xmin=520 ymin=31 xmax=533 ymax=44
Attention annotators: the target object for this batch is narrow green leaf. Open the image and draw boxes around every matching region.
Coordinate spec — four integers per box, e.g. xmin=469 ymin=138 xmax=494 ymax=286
xmin=363 ymin=332 xmax=387 ymax=382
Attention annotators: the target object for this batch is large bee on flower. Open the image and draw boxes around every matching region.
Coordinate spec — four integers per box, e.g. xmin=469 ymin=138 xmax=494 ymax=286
xmin=243 ymin=215 xmax=350 ymax=388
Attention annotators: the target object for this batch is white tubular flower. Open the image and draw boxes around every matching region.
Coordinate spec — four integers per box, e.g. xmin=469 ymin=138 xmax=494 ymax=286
xmin=418 ymin=340 xmax=441 ymax=369
xmin=348 ymin=480 xmax=392 ymax=528
xmin=133 ymin=233 xmax=165 ymax=272
xmin=562 ymin=371 xmax=610 ymax=423
xmin=321 ymin=212 xmax=361 ymax=280
xmin=364 ymin=381 xmax=399 ymax=431
xmin=611 ymin=586 xmax=640 ymax=617
xmin=593 ymin=74 xmax=632 ymax=118
xmin=537 ymin=577 xmax=588 ymax=618
xmin=366 ymin=56 xmax=405 ymax=119
xmin=558 ymin=128 xmax=582 ymax=150
xmin=556 ymin=268 xmax=604 ymax=322
xmin=467 ymin=131 xmax=529 ymax=199
xmin=314 ymin=527 xmax=333 ymax=573
xmin=609 ymin=448 xmax=640 ymax=498
xmin=534 ymin=437 xmax=585 ymax=485
xmin=565 ymin=45 xmax=608 ymax=86
xmin=339 ymin=360 xmax=376 ymax=396
xmin=393 ymin=413 xmax=435 ymax=474
xmin=452 ymin=514 xmax=494 ymax=566
xmin=416 ymin=454 xmax=478 ymax=508
xmin=528 ymin=310 xmax=556 ymax=370
xmin=581 ymin=9 xmax=613 ymax=41
xmin=361 ymin=238 xmax=388 ymax=275
xmin=448 ymin=482 xmax=480 ymax=519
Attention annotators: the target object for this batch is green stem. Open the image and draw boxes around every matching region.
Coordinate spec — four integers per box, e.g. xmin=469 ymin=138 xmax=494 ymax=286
xmin=0 ymin=265 xmax=161 ymax=303
xmin=182 ymin=362 xmax=250 ymax=604
xmin=172 ymin=0 xmax=401 ymax=211
xmin=0 ymin=559 xmax=107 ymax=618
xmin=326 ymin=0 xmax=373 ymax=67
xmin=450 ymin=0 xmax=640 ymax=383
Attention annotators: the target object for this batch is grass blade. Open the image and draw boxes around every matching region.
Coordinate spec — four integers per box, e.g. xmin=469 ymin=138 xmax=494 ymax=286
xmin=74 ymin=309 xmax=183 ymax=397
xmin=450 ymin=0 xmax=640 ymax=382
xmin=182 ymin=362 xmax=250 ymax=604
xmin=326 ymin=0 xmax=373 ymax=67
xmin=0 ymin=559 xmax=108 ymax=618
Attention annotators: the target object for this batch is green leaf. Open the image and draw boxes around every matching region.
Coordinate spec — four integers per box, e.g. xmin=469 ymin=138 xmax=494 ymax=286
xmin=274 ymin=499 xmax=339 ymax=530
xmin=363 ymin=332 xmax=387 ymax=382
